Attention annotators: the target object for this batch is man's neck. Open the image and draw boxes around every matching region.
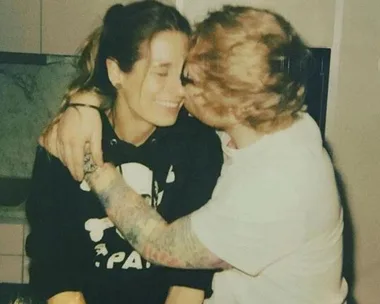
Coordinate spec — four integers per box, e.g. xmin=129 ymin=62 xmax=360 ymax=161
xmin=226 ymin=116 xmax=298 ymax=149
xmin=225 ymin=124 xmax=264 ymax=149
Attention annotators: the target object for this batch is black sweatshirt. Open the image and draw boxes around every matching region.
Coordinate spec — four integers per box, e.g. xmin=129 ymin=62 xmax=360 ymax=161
xmin=25 ymin=110 xmax=223 ymax=304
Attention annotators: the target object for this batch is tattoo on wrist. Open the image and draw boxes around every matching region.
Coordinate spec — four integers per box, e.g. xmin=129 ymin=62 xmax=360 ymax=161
xmin=83 ymin=152 xmax=98 ymax=175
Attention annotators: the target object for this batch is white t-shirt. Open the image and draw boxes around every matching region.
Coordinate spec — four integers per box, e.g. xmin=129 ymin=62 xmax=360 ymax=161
xmin=191 ymin=113 xmax=348 ymax=304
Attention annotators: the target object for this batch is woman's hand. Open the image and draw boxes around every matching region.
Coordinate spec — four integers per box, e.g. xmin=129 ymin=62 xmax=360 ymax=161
xmin=39 ymin=92 xmax=104 ymax=181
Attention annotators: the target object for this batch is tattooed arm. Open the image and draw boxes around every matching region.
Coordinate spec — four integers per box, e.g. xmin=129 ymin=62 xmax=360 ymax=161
xmin=84 ymin=158 xmax=230 ymax=270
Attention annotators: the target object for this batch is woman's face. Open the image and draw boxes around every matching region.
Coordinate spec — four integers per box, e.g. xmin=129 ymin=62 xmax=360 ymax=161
xmin=116 ymin=30 xmax=188 ymax=128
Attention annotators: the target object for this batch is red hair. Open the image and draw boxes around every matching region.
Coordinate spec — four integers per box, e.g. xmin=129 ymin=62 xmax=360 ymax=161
xmin=187 ymin=6 xmax=311 ymax=133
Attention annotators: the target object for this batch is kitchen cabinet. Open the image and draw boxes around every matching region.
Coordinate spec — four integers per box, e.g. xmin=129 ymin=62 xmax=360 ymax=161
xmin=0 ymin=0 xmax=41 ymax=53
xmin=41 ymin=0 xmax=120 ymax=55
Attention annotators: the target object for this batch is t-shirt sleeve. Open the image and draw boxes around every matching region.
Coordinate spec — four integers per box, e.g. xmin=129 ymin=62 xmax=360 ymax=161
xmin=25 ymin=147 xmax=86 ymax=300
xmin=190 ymin=163 xmax=307 ymax=276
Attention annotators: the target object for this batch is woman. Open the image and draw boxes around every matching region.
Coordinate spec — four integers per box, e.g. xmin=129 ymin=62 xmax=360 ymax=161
xmin=26 ymin=2 xmax=223 ymax=304
xmin=41 ymin=5 xmax=348 ymax=304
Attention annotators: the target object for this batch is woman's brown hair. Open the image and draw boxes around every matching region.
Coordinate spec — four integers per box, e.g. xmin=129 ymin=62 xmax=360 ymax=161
xmin=61 ymin=0 xmax=191 ymax=111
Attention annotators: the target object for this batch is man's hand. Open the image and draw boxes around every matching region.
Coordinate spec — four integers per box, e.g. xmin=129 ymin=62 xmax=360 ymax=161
xmin=39 ymin=92 xmax=104 ymax=181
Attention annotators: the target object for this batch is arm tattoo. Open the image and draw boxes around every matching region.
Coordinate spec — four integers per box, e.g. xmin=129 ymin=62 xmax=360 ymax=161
xmin=83 ymin=152 xmax=98 ymax=175
xmin=85 ymin=161 xmax=230 ymax=270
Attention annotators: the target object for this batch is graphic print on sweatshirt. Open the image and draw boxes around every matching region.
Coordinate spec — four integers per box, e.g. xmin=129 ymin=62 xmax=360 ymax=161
xmin=79 ymin=162 xmax=175 ymax=270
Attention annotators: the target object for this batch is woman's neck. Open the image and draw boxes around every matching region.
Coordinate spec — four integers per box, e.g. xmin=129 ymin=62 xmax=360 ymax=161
xmin=108 ymin=101 xmax=156 ymax=147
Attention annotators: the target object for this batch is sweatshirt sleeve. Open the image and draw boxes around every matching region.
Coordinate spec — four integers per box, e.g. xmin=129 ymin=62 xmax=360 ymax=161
xmin=165 ymin=125 xmax=223 ymax=298
xmin=25 ymin=146 xmax=86 ymax=300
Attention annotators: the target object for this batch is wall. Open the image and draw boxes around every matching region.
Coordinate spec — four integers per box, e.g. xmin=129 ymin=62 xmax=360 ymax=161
xmin=0 ymin=58 xmax=67 ymax=281
xmin=0 ymin=58 xmax=75 ymax=178
xmin=326 ymin=0 xmax=380 ymax=302
xmin=179 ymin=0 xmax=336 ymax=47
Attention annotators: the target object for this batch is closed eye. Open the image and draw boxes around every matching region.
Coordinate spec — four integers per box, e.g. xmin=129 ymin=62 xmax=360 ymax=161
xmin=180 ymin=74 xmax=195 ymax=86
xmin=157 ymin=72 xmax=169 ymax=77
xmin=155 ymin=68 xmax=169 ymax=77
xmin=153 ymin=64 xmax=170 ymax=77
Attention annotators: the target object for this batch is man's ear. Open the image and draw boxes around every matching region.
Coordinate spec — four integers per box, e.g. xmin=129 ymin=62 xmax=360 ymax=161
xmin=234 ymin=102 xmax=260 ymax=123
xmin=106 ymin=58 xmax=122 ymax=88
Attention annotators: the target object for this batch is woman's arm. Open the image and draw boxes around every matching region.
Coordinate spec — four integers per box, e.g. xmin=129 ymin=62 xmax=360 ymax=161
xmin=165 ymin=286 xmax=204 ymax=304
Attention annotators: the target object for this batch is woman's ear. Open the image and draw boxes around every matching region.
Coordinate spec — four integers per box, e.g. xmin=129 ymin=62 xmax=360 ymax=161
xmin=106 ymin=58 xmax=122 ymax=88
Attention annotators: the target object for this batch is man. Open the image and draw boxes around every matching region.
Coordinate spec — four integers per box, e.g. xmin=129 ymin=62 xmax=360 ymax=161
xmin=42 ymin=6 xmax=348 ymax=304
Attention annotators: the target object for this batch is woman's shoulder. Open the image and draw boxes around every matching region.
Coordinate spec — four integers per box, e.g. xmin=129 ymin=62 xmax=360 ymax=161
xmin=30 ymin=146 xmax=79 ymax=190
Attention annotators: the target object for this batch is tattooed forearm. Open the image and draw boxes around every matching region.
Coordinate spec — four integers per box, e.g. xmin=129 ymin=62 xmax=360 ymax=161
xmin=83 ymin=152 xmax=99 ymax=176
xmin=84 ymin=158 xmax=229 ymax=270
xmin=144 ymin=216 xmax=230 ymax=269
